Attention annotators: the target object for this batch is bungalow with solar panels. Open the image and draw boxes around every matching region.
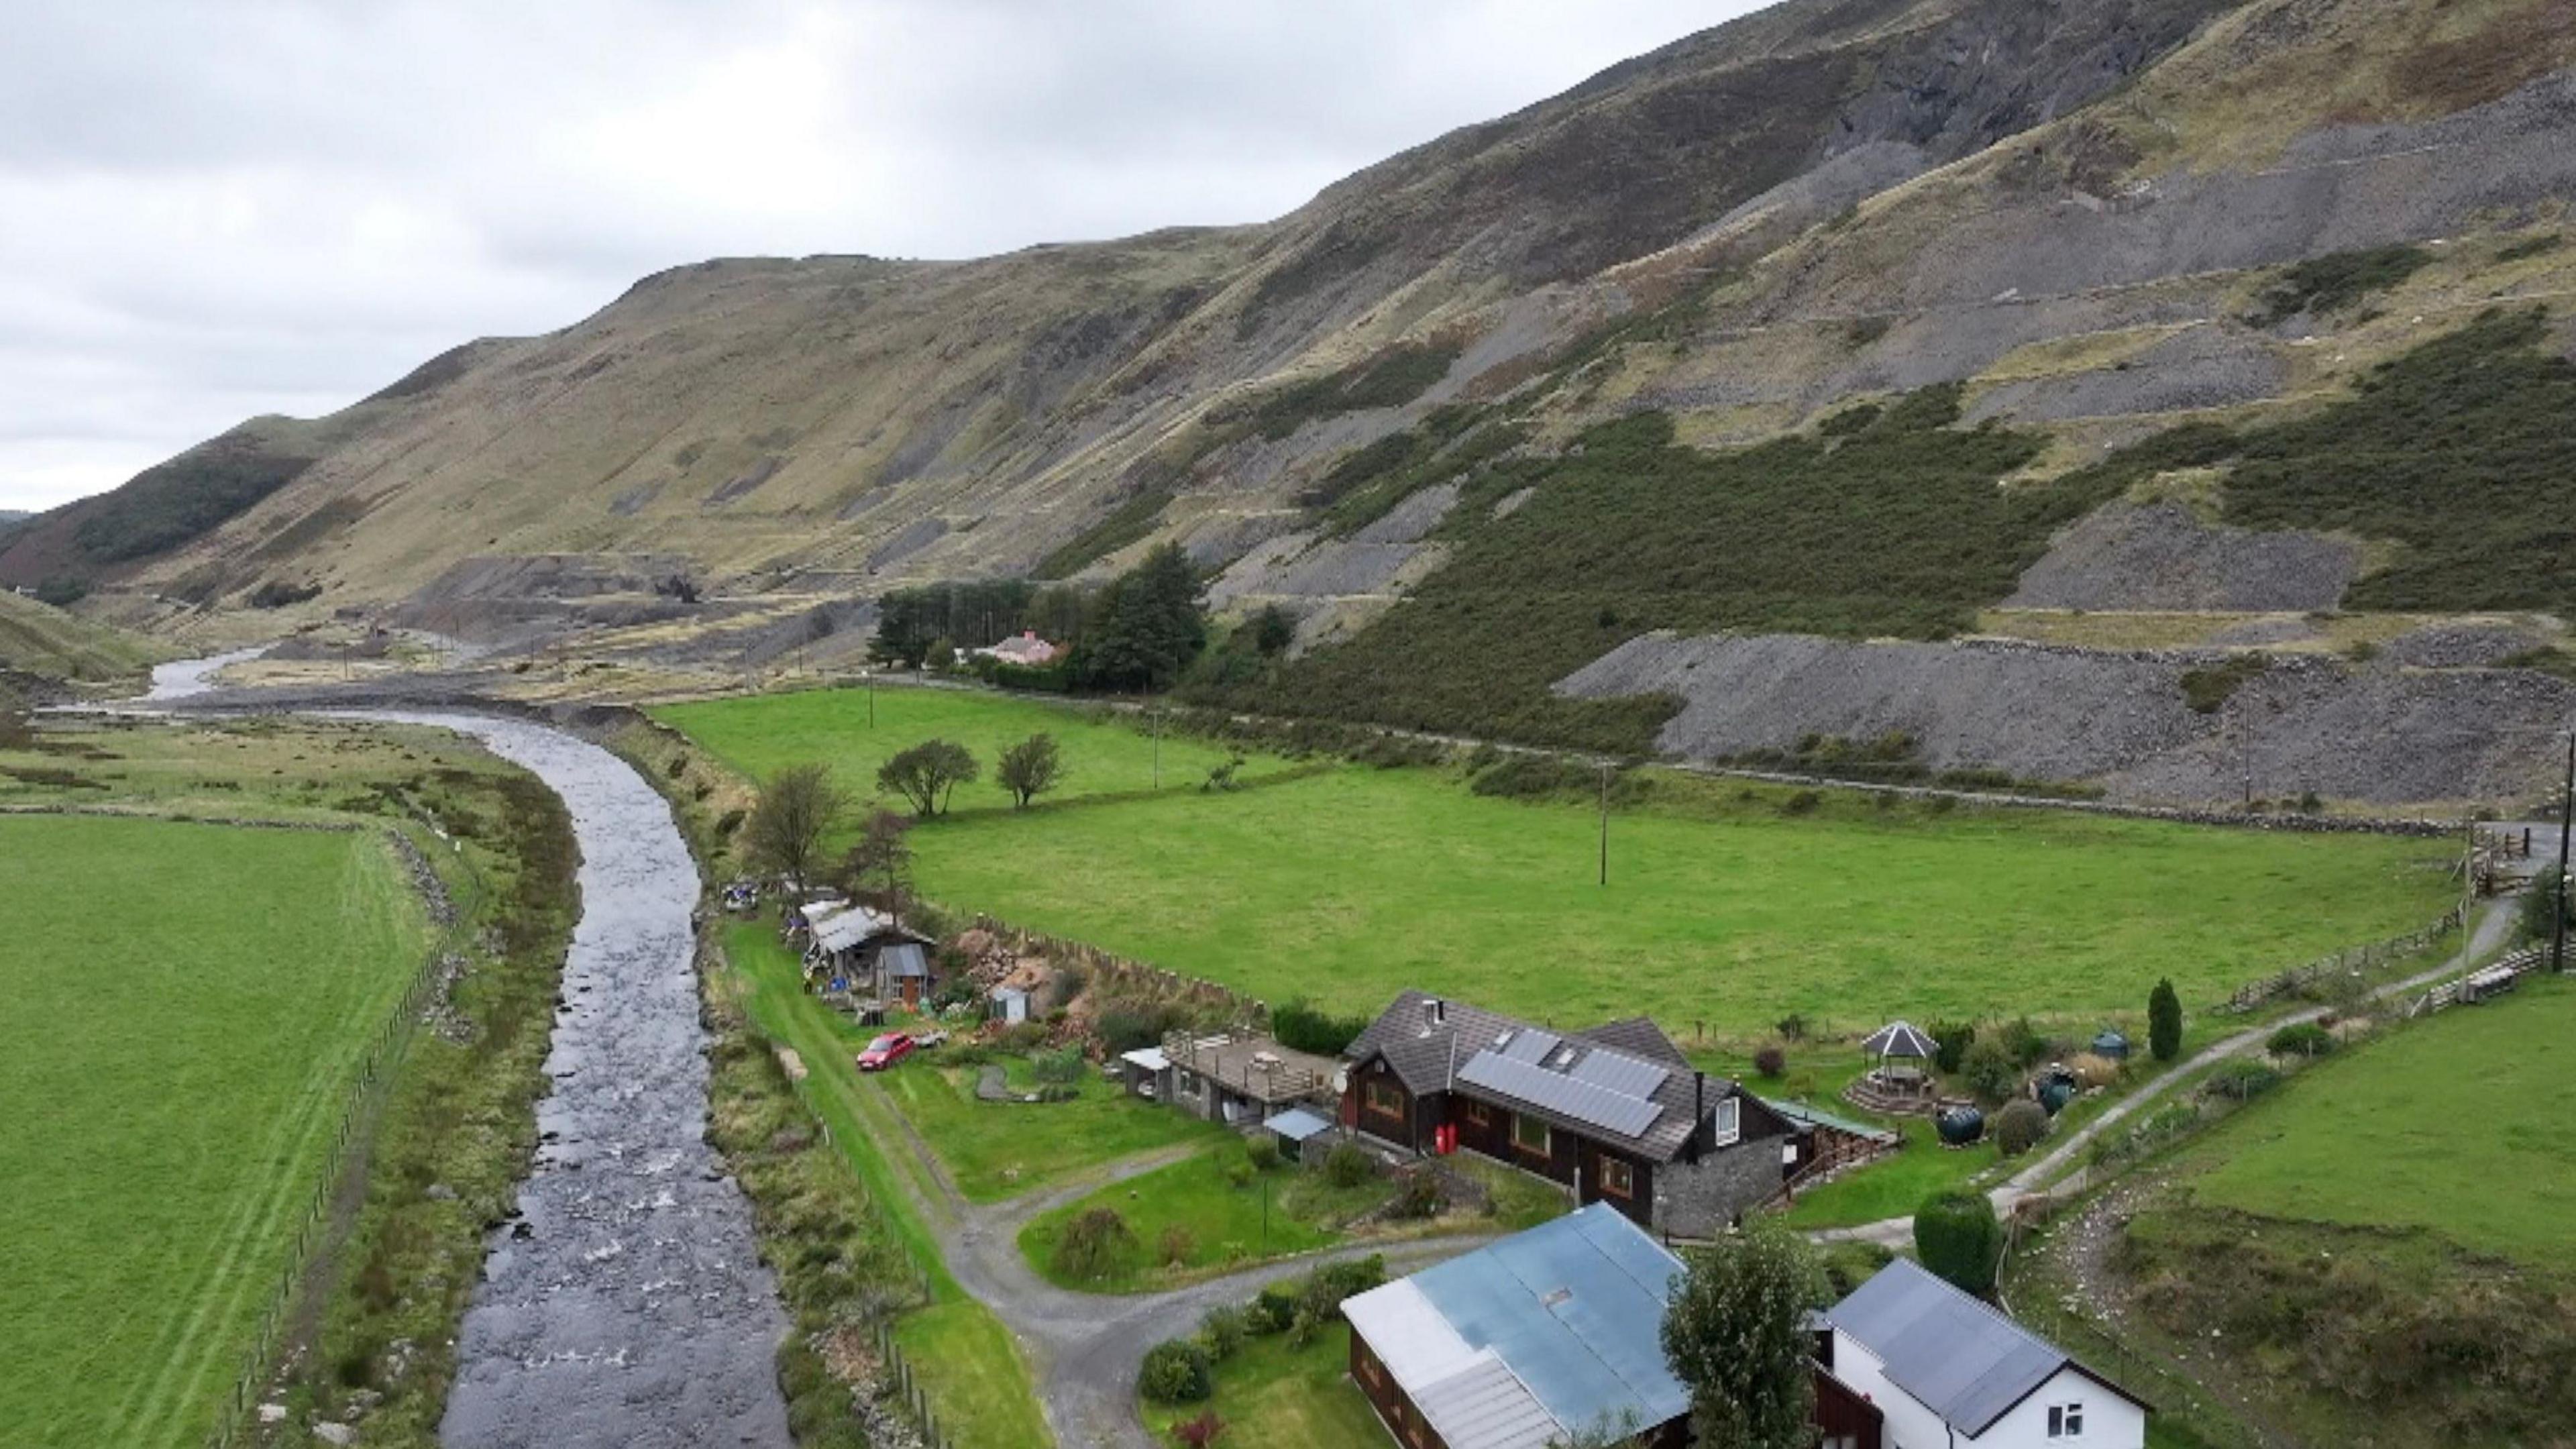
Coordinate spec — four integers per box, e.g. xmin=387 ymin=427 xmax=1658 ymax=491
xmin=1340 ymin=991 xmax=1794 ymax=1238
xmin=1341 ymin=1203 xmax=1694 ymax=1449
xmin=1815 ymin=1258 xmax=2150 ymax=1449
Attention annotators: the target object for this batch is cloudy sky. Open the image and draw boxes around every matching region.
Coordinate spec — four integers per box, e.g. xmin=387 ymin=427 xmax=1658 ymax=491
xmin=0 ymin=0 xmax=1760 ymax=515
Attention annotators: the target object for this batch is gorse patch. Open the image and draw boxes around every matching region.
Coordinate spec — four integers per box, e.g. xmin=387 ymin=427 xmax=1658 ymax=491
xmin=2248 ymin=244 xmax=2432 ymax=327
xmin=1208 ymin=386 xmax=2095 ymax=752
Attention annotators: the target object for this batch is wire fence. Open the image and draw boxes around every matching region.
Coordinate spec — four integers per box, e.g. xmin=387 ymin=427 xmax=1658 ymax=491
xmin=869 ymin=1313 xmax=959 ymax=1449
xmin=2220 ymin=900 xmax=2466 ymax=1012
xmin=205 ymin=820 xmax=484 ymax=1448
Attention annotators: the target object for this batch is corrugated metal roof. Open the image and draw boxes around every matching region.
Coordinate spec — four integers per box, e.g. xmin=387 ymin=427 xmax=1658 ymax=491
xmin=881 ymin=942 xmax=929 ymax=978
xmin=1412 ymin=1352 xmax=1558 ymax=1449
xmin=1762 ymin=1097 xmax=1900 ymax=1144
xmin=1406 ymin=1204 xmax=1689 ymax=1438
xmin=1457 ymin=1052 xmax=1664 ymax=1138
xmin=1824 ymin=1258 xmax=2079 ymax=1436
xmin=1263 ymin=1107 xmax=1333 ymax=1142
xmin=1344 ymin=1279 xmax=1480 ymax=1392
xmin=1120 ymin=1046 xmax=1169 ymax=1071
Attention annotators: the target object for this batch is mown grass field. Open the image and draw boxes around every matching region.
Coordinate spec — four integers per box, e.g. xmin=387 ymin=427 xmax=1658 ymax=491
xmin=2183 ymin=973 xmax=2576 ymax=1266
xmin=0 ymin=813 xmax=426 ymax=1448
xmin=659 ymin=684 xmax=2456 ymax=1031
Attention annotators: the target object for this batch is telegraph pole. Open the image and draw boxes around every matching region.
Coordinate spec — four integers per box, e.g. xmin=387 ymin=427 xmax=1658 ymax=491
xmin=2553 ymin=731 xmax=2573 ymax=974
xmin=1597 ymin=763 xmax=1611 ymax=887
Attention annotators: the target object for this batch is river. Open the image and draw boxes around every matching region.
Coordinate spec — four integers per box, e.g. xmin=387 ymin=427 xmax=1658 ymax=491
xmin=325 ymin=711 xmax=794 ymax=1447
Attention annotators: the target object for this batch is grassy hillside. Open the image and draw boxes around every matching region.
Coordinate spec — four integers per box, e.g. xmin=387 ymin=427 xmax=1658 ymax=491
xmin=0 ymin=590 xmax=169 ymax=684
xmin=0 ymin=815 xmax=425 ymax=1448
xmin=656 ymin=688 xmax=2457 ymax=1030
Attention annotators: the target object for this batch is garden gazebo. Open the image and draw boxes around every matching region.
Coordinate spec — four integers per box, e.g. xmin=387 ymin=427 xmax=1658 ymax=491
xmin=1860 ymin=1020 xmax=1939 ymax=1098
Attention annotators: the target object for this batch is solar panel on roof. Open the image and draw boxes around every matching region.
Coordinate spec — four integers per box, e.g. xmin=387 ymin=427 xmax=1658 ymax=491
xmin=1499 ymin=1028 xmax=1562 ymax=1065
xmin=1458 ymin=1051 xmax=1663 ymax=1137
xmin=1567 ymin=1046 xmax=1668 ymax=1099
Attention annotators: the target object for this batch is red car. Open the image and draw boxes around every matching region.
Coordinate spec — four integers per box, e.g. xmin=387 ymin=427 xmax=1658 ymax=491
xmin=857 ymin=1032 xmax=916 ymax=1072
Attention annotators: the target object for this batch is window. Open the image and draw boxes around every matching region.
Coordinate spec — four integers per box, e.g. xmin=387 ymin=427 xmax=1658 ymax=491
xmin=1178 ymin=1070 xmax=1200 ymax=1097
xmin=1464 ymin=1100 xmax=1491 ymax=1126
xmin=1511 ymin=1112 xmax=1550 ymax=1156
xmin=1364 ymin=1079 xmax=1405 ymax=1119
xmin=1360 ymin=1350 xmax=1382 ymax=1387
xmin=2049 ymin=1403 xmax=2085 ymax=1438
xmin=1710 ymin=1095 xmax=1741 ymax=1147
xmin=1599 ymin=1158 xmax=1635 ymax=1199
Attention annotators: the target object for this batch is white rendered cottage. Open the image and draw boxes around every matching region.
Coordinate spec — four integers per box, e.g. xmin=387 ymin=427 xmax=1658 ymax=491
xmin=1817 ymin=1259 xmax=2149 ymax=1449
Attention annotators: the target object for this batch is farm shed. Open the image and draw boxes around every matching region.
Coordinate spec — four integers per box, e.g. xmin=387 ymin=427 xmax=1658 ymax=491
xmin=1342 ymin=991 xmax=1791 ymax=1238
xmin=1342 ymin=1204 xmax=1691 ymax=1449
xmin=802 ymin=903 xmax=936 ymax=1004
xmin=1261 ymin=1106 xmax=1338 ymax=1165
xmin=1819 ymin=1258 xmax=2149 ymax=1449
xmin=1118 ymin=1044 xmax=1170 ymax=1099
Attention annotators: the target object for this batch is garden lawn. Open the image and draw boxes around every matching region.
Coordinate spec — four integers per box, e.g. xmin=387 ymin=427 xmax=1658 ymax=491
xmin=700 ymin=714 xmax=2461 ymax=1028
xmin=1018 ymin=1148 xmax=1387 ymax=1293
xmin=1157 ymin=1322 xmax=1386 ymax=1449
xmin=2182 ymin=973 xmax=2576 ymax=1267
xmin=653 ymin=684 xmax=1281 ymax=814
xmin=0 ymin=814 xmax=425 ymax=1449
xmin=1779 ymin=1118 xmax=1998 ymax=1230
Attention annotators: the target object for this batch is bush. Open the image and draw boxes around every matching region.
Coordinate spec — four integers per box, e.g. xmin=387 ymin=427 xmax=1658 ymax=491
xmin=1323 ymin=1142 xmax=1374 ymax=1190
xmin=1244 ymin=1135 xmax=1282 ymax=1173
xmin=1928 ymin=1019 xmax=1976 ymax=1074
xmin=1773 ymin=1013 xmax=1809 ymax=1043
xmin=1197 ymin=1305 xmax=1250 ymax=1362
xmin=1030 ymin=1044 xmax=1088 ymax=1085
xmin=1915 ymin=1189 xmax=2003 ymax=1296
xmin=1994 ymin=1099 xmax=2049 ymax=1157
xmin=1053 ymin=1207 xmax=1135 ymax=1281
xmin=1096 ymin=1002 xmax=1181 ymax=1055
xmin=1159 ymin=1224 xmax=1197 ymax=1267
xmin=1139 ymin=1339 xmax=1212 ymax=1404
xmin=1752 ymin=1044 xmax=1786 ymax=1079
xmin=2267 ymin=1022 xmax=2337 ymax=1059
xmin=1387 ymin=1167 xmax=1441 ymax=1220
xmin=1780 ymin=790 xmax=1823 ymax=816
xmin=1271 ymin=998 xmax=1371 ymax=1056
xmin=1248 ymin=1284 xmax=1298 ymax=1335
xmin=2205 ymin=1059 xmax=2283 ymax=1101
xmin=1171 ymin=1409 xmax=1227 ymax=1448
xmin=247 ymin=578 xmax=323 ymax=608
xmin=1959 ymin=1038 xmax=2023 ymax=1106
xmin=1222 ymin=1157 xmax=1255 ymax=1189
xmin=2149 ymin=978 xmax=2184 ymax=1063
xmin=1997 ymin=1016 xmax=2050 ymax=1069
xmin=2068 ymin=1052 xmax=2122 ymax=1089
xmin=1295 ymin=1255 xmax=1387 ymax=1332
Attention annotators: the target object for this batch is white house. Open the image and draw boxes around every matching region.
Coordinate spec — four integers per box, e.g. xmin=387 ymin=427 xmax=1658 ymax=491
xmin=1817 ymin=1258 xmax=2149 ymax=1449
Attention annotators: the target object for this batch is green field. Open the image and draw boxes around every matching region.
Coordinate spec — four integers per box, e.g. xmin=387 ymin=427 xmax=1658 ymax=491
xmin=656 ymin=685 xmax=1281 ymax=815
xmin=1017 ymin=1146 xmax=1384 ymax=1293
xmin=659 ymin=686 xmax=2455 ymax=1031
xmin=0 ymin=814 xmax=426 ymax=1448
xmin=2185 ymin=975 xmax=2576 ymax=1265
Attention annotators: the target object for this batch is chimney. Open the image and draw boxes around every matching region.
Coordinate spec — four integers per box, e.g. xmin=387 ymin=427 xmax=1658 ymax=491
xmin=1424 ymin=996 xmax=1446 ymax=1028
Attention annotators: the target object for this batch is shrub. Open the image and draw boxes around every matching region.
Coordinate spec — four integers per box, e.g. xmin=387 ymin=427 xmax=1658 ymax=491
xmin=1171 ymin=1409 xmax=1227 ymax=1447
xmin=1928 ymin=1019 xmax=1975 ymax=1074
xmin=1139 ymin=1340 xmax=1212 ymax=1404
xmin=1323 ymin=1142 xmax=1374 ymax=1189
xmin=2148 ymin=978 xmax=2184 ymax=1063
xmin=1997 ymin=1016 xmax=2050 ymax=1069
xmin=2068 ymin=1052 xmax=2122 ymax=1089
xmin=2205 ymin=1059 xmax=2283 ymax=1101
xmin=1994 ymin=1099 xmax=2049 ymax=1157
xmin=1271 ymin=998 xmax=1371 ymax=1056
xmin=247 ymin=578 xmax=322 ymax=608
xmin=1030 ymin=1044 xmax=1088 ymax=1085
xmin=1773 ymin=1013 xmax=1809 ymax=1043
xmin=1915 ymin=1189 xmax=2003 ymax=1296
xmin=1248 ymin=1284 xmax=1298 ymax=1335
xmin=1960 ymin=1038 xmax=2023 ymax=1106
xmin=2267 ymin=1022 xmax=2337 ymax=1059
xmin=1096 ymin=1002 xmax=1181 ymax=1054
xmin=1244 ymin=1135 xmax=1282 ymax=1173
xmin=1295 ymin=1255 xmax=1387 ymax=1332
xmin=1052 ymin=1207 xmax=1135 ymax=1281
xmin=1222 ymin=1157 xmax=1256 ymax=1189
xmin=1752 ymin=1044 xmax=1786 ymax=1079
xmin=1780 ymin=790 xmax=1823 ymax=816
xmin=714 ymin=808 xmax=745 ymax=837
xmin=2251 ymin=244 xmax=2432 ymax=326
xmin=1159 ymin=1224 xmax=1197 ymax=1267
xmin=1197 ymin=1305 xmax=1250 ymax=1362
xmin=1820 ymin=1239 xmax=1895 ymax=1298
xmin=1387 ymin=1167 xmax=1442 ymax=1220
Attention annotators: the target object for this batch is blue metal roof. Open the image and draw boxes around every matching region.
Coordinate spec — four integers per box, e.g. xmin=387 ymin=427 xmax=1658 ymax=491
xmin=1407 ymin=1203 xmax=1690 ymax=1436
xmin=1264 ymin=1108 xmax=1333 ymax=1142
xmin=1824 ymin=1257 xmax=2116 ymax=1436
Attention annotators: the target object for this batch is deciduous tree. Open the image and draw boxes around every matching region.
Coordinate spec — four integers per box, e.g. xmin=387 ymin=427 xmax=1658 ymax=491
xmin=743 ymin=763 xmax=850 ymax=894
xmin=839 ymin=808 xmax=914 ymax=922
xmin=996 ymin=733 xmax=1065 ymax=809
xmin=877 ymin=739 xmax=979 ymax=818
xmin=1661 ymin=1216 xmax=1829 ymax=1449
